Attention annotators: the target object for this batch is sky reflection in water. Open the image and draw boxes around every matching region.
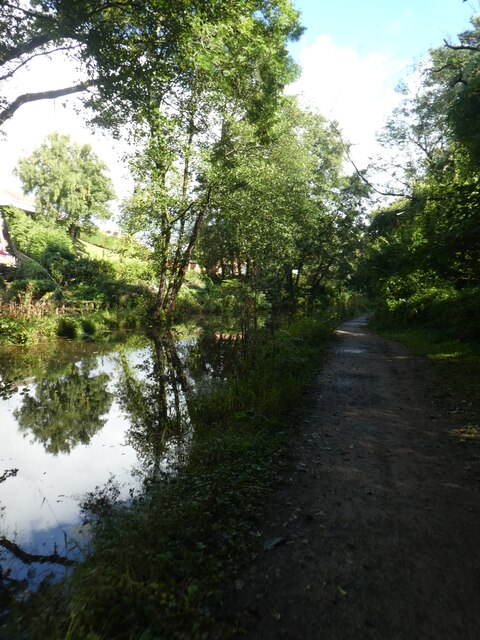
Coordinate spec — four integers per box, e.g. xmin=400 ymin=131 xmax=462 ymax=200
xmin=0 ymin=330 xmax=208 ymax=587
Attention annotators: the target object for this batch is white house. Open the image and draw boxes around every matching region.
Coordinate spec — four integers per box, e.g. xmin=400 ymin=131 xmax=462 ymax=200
xmin=0 ymin=189 xmax=36 ymax=214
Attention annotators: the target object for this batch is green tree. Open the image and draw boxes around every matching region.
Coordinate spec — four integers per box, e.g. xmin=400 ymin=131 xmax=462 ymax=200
xmin=119 ymin=2 xmax=302 ymax=319
xmin=15 ymin=132 xmax=115 ymax=238
xmin=3 ymin=2 xmax=302 ymax=320
xmin=198 ymin=99 xmax=366 ymax=309
xmin=434 ymin=16 xmax=480 ymax=169
xmin=1 ymin=1 xmax=302 ymax=130
xmin=362 ymin=13 xmax=480 ymax=334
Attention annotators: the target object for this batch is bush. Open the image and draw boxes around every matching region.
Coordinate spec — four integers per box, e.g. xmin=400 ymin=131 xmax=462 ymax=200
xmin=0 ymin=318 xmax=32 ymax=344
xmin=7 ymin=279 xmax=55 ymax=301
xmin=0 ymin=316 xmax=57 ymax=344
xmin=110 ymin=257 xmax=154 ymax=284
xmin=374 ymin=270 xmax=480 ymax=340
xmin=63 ymin=257 xmax=116 ymax=288
xmin=8 ymin=260 xmax=58 ymax=301
xmin=2 ymin=206 xmax=35 ymax=252
xmin=197 ymin=279 xmax=271 ymax=316
xmin=39 ymin=245 xmax=74 ymax=283
xmin=81 ymin=317 xmax=98 ymax=336
xmin=172 ymin=285 xmax=203 ymax=318
xmin=4 ymin=207 xmax=74 ymax=262
xmin=16 ymin=260 xmax=47 ymax=281
xmin=4 ymin=207 xmax=75 ymax=295
xmin=56 ymin=317 xmax=81 ymax=339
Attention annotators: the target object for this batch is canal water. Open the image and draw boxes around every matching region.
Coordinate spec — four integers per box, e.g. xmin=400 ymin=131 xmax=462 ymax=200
xmin=0 ymin=323 xmax=239 ymax=589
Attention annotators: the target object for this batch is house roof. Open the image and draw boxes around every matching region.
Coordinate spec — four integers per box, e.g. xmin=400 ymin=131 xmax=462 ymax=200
xmin=0 ymin=189 xmax=36 ymax=213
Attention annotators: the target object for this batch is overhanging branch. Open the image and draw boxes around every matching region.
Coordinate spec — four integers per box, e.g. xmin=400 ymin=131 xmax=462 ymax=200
xmin=444 ymin=40 xmax=480 ymax=53
xmin=0 ymin=33 xmax=53 ymax=66
xmin=0 ymin=80 xmax=95 ymax=126
xmin=0 ymin=44 xmax=81 ymax=83
xmin=0 ymin=536 xmax=76 ymax=567
xmin=1 ymin=2 xmax=49 ymax=21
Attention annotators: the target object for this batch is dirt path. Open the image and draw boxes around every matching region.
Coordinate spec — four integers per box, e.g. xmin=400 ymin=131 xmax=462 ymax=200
xmin=226 ymin=317 xmax=480 ymax=639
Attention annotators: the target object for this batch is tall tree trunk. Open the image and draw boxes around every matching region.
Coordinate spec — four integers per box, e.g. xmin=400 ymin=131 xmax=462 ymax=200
xmin=164 ymin=202 xmax=209 ymax=317
xmin=154 ymin=225 xmax=172 ymax=321
xmin=170 ymin=107 xmax=196 ymax=284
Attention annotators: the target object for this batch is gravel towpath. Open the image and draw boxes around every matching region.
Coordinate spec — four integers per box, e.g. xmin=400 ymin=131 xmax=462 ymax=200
xmin=227 ymin=317 xmax=480 ymax=639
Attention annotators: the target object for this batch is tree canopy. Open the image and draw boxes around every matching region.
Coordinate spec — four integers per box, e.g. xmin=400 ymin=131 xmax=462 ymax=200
xmin=115 ymin=2 xmax=303 ymax=318
xmin=198 ymin=98 xmax=367 ymax=309
xmin=15 ymin=132 xmax=115 ymax=237
xmin=2 ymin=1 xmax=310 ymax=319
xmin=0 ymin=1 xmax=302 ymax=130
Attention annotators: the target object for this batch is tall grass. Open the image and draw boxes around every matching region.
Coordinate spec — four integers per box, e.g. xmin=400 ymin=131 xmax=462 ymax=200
xmin=0 ymin=300 xmax=56 ymax=320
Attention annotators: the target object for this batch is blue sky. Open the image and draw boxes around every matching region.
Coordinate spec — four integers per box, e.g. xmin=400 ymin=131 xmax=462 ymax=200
xmin=290 ymin=0 xmax=475 ymax=63
xmin=285 ymin=0 xmax=479 ymax=168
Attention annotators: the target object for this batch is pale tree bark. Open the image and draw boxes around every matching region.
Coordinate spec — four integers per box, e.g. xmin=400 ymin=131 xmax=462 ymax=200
xmin=164 ymin=199 xmax=210 ymax=318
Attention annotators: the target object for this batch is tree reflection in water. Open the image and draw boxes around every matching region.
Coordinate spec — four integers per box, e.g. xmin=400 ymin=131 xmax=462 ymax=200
xmin=14 ymin=363 xmax=113 ymax=455
xmin=117 ymin=330 xmax=192 ymax=479
xmin=0 ymin=469 xmax=76 ymax=606
xmin=186 ymin=329 xmax=242 ymax=386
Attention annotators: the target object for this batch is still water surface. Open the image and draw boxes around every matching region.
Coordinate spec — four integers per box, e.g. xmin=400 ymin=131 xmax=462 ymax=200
xmin=0 ymin=324 xmax=237 ymax=588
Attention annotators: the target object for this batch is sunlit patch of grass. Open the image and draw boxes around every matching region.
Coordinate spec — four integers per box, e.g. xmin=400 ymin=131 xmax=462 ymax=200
xmin=77 ymin=238 xmax=121 ymax=262
xmin=449 ymin=424 xmax=480 ymax=440
xmin=430 ymin=351 xmax=462 ymax=360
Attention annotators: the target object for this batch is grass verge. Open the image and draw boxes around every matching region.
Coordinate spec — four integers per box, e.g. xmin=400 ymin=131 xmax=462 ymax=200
xmin=3 ymin=313 xmax=337 ymax=639
xmin=373 ymin=324 xmax=480 ymax=415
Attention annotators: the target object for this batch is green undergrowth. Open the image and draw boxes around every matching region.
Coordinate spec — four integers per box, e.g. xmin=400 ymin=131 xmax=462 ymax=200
xmin=372 ymin=285 xmax=480 ymax=341
xmin=55 ymin=308 xmax=145 ymax=339
xmin=373 ymin=324 xmax=480 ymax=415
xmin=3 ymin=313 xmax=336 ymax=640
xmin=0 ymin=316 xmax=58 ymax=345
xmin=0 ymin=308 xmax=146 ymax=345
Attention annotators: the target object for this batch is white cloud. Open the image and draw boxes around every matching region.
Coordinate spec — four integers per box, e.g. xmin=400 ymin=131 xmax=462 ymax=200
xmin=287 ymin=34 xmax=404 ymax=169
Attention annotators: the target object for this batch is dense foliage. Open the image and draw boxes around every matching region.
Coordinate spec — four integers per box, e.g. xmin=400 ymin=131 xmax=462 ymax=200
xmin=1 ymin=6 xmax=480 ymax=639
xmin=0 ymin=1 xmax=302 ymax=128
xmin=198 ymin=98 xmax=367 ymax=311
xmin=1 ymin=205 xmax=153 ymax=307
xmin=118 ymin=1 xmax=304 ymax=318
xmin=1 ymin=2 xmax=366 ymax=322
xmin=362 ymin=15 xmax=480 ymax=339
xmin=122 ymin=95 xmax=366 ymax=318
xmin=2 ymin=6 xmax=479 ymax=337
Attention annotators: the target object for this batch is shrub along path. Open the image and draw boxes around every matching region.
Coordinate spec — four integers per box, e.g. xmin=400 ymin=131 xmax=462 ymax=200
xmin=222 ymin=317 xmax=480 ymax=639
